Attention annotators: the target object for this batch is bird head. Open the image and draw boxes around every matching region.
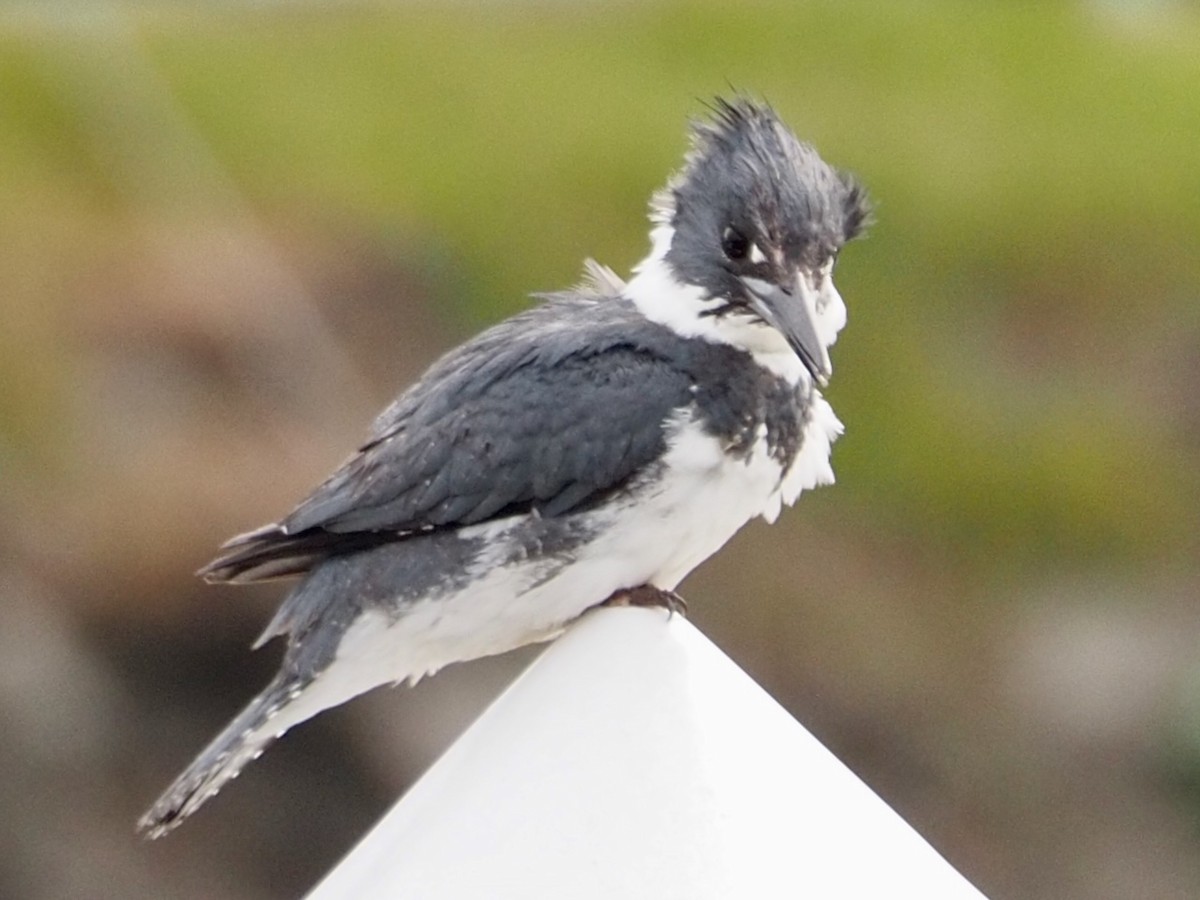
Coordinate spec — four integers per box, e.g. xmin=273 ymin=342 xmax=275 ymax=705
xmin=638 ymin=98 xmax=870 ymax=386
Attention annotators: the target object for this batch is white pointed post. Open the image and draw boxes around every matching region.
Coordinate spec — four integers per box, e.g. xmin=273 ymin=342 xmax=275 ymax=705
xmin=308 ymin=606 xmax=987 ymax=899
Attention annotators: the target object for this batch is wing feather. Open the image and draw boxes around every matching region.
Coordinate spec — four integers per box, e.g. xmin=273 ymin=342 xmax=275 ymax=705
xmin=200 ymin=296 xmax=694 ymax=583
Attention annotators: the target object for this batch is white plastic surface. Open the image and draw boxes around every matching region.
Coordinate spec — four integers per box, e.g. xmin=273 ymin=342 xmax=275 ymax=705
xmin=308 ymin=607 xmax=987 ymax=899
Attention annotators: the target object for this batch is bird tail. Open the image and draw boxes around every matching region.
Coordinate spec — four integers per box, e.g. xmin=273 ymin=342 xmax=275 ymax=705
xmin=197 ymin=522 xmax=398 ymax=584
xmin=138 ymin=673 xmax=307 ymax=839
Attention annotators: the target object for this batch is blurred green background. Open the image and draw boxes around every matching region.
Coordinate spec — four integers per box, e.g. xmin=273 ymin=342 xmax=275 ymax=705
xmin=2 ymin=1 xmax=1199 ymax=897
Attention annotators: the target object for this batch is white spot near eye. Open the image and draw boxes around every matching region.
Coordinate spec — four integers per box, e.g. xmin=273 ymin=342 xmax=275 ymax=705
xmin=814 ymin=258 xmax=836 ymax=312
xmin=749 ymin=243 xmax=766 ymax=264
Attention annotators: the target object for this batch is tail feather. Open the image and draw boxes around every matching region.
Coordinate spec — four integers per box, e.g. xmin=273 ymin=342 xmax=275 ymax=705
xmin=198 ymin=523 xmax=401 ymax=584
xmin=138 ymin=674 xmax=305 ymax=839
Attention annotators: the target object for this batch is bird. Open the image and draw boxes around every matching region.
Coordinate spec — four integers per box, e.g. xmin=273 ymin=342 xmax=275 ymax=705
xmin=138 ymin=96 xmax=870 ymax=838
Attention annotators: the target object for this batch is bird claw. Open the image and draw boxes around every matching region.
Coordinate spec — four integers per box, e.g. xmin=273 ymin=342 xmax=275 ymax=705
xmin=599 ymin=585 xmax=688 ymax=619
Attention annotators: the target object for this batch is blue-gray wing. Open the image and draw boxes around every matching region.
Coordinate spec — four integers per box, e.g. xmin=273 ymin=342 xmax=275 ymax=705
xmin=199 ymin=298 xmax=693 ymax=583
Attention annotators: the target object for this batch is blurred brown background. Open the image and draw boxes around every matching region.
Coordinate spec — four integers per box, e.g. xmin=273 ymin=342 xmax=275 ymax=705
xmin=2 ymin=2 xmax=1199 ymax=898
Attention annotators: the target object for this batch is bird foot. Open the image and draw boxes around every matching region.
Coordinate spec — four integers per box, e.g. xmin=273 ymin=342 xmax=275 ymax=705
xmin=599 ymin=585 xmax=688 ymax=618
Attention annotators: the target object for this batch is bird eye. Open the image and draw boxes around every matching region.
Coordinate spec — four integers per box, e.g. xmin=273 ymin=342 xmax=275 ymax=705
xmin=721 ymin=226 xmax=749 ymax=261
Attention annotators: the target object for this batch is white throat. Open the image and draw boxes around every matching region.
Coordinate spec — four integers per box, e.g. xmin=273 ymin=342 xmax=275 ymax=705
xmin=623 ymin=223 xmax=846 ymax=386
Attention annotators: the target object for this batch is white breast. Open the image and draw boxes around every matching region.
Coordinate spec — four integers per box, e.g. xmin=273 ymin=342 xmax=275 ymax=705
xmin=775 ymin=392 xmax=843 ymax=513
xmin=627 ymin=412 xmax=792 ymax=588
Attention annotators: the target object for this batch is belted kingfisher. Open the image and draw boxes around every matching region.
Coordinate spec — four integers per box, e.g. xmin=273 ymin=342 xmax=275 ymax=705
xmin=139 ymin=97 xmax=869 ymax=837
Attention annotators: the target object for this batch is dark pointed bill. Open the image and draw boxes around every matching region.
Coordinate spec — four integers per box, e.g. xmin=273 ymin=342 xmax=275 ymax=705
xmin=740 ymin=275 xmax=832 ymax=386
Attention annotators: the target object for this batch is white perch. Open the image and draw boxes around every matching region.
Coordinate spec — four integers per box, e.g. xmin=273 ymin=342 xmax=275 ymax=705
xmin=308 ymin=606 xmax=987 ymax=899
